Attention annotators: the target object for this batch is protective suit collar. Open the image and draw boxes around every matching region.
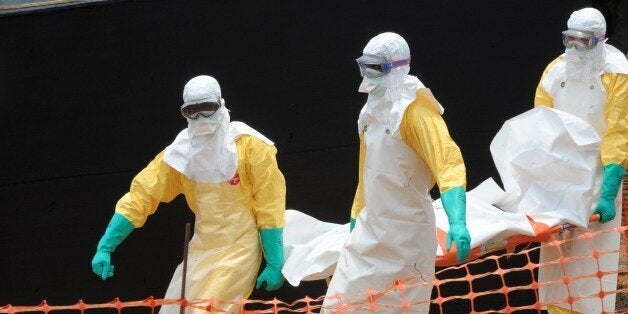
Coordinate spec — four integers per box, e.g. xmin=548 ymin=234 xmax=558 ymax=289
xmin=163 ymin=107 xmax=273 ymax=183
xmin=601 ymin=44 xmax=628 ymax=74
xmin=164 ymin=105 xmax=235 ymax=183
xmin=358 ymin=75 xmax=444 ymax=137
xmin=561 ymin=43 xmax=628 ymax=81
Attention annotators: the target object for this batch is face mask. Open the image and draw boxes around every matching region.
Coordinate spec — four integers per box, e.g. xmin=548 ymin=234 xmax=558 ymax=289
xmin=186 ymin=106 xmax=226 ymax=136
xmin=564 ymin=40 xmax=605 ymax=81
xmin=358 ymin=78 xmax=387 ymax=97
xmin=190 ymin=122 xmax=219 ymax=136
xmin=564 ymin=47 xmax=588 ymax=62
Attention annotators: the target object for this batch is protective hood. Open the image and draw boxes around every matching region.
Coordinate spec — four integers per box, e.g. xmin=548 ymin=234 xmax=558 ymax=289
xmin=164 ymin=117 xmax=275 ymax=183
xmin=164 ymin=105 xmax=238 ymax=183
xmin=563 ymin=8 xmax=628 ymax=79
xmin=357 ymin=32 xmax=444 ymax=136
xmin=357 ymin=32 xmax=411 ymax=102
xmin=163 ymin=75 xmax=273 ymax=183
xmin=182 ymin=75 xmax=225 ymax=106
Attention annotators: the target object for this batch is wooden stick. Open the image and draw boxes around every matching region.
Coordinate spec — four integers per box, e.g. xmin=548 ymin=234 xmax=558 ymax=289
xmin=181 ymin=223 xmax=191 ymax=314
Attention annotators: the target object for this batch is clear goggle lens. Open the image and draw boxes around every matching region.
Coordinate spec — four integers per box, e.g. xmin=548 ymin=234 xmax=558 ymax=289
xmin=180 ymin=101 xmax=221 ymax=119
xmin=356 ymin=54 xmax=411 ymax=78
xmin=561 ymin=29 xmax=602 ymax=51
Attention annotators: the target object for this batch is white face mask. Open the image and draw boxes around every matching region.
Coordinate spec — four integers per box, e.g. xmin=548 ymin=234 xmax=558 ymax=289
xmin=358 ymin=78 xmax=387 ymax=97
xmin=190 ymin=122 xmax=218 ymax=136
xmin=186 ymin=108 xmax=225 ymax=136
xmin=564 ymin=47 xmax=589 ymax=62
xmin=564 ymin=43 xmax=604 ymax=81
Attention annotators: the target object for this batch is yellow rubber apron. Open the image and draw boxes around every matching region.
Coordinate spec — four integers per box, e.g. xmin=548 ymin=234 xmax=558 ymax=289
xmin=539 ymin=61 xmax=622 ymax=313
xmin=159 ymin=167 xmax=262 ymax=313
xmin=323 ymin=114 xmax=437 ymax=313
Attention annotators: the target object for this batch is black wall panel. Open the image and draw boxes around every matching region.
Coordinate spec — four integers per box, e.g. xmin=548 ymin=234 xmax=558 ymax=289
xmin=0 ymin=0 xmax=591 ymax=311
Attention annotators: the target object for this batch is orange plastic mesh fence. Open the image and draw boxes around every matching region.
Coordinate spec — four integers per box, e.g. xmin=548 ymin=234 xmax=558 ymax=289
xmin=2 ymin=225 xmax=626 ymax=313
xmin=1 ymin=178 xmax=626 ymax=313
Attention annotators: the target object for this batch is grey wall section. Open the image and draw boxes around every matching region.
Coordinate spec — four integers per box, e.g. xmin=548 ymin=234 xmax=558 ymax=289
xmin=0 ymin=0 xmax=591 ymax=312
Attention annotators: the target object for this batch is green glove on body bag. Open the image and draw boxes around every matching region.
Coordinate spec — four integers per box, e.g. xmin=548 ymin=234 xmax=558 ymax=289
xmin=593 ymin=163 xmax=625 ymax=223
xmin=441 ymin=186 xmax=471 ymax=263
xmin=91 ymin=213 xmax=134 ymax=280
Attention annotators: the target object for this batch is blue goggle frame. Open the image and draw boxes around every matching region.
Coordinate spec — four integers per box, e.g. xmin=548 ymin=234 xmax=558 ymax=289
xmin=356 ymin=54 xmax=411 ymax=78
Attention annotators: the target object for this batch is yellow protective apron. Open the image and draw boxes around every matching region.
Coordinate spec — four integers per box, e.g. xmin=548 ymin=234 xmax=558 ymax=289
xmin=323 ymin=114 xmax=437 ymax=313
xmin=159 ymin=159 xmax=263 ymax=313
xmin=539 ymin=60 xmax=622 ymax=313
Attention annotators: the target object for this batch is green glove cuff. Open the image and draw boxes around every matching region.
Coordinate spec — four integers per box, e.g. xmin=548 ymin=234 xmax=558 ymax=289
xmin=350 ymin=218 xmax=356 ymax=232
xmin=97 ymin=212 xmax=134 ymax=253
xmin=259 ymin=228 xmax=284 ymax=268
xmin=440 ymin=186 xmax=467 ymax=225
xmin=600 ymin=163 xmax=625 ymax=200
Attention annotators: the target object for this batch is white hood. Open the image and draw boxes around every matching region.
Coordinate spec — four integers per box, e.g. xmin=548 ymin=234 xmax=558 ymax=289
xmin=357 ymin=32 xmax=444 ymax=136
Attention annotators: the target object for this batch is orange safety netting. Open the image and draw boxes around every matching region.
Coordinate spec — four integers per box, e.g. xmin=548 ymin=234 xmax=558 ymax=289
xmin=2 ymin=180 xmax=627 ymax=313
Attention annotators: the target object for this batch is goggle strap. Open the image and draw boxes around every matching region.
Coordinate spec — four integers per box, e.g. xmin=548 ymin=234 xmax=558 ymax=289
xmin=382 ymin=58 xmax=411 ymax=71
xmin=593 ymin=36 xmax=603 ymax=45
xmin=391 ymin=58 xmax=410 ymax=68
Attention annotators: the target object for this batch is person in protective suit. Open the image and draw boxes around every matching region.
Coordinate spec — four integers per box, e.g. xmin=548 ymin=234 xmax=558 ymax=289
xmin=534 ymin=7 xmax=628 ymax=314
xmin=91 ymin=75 xmax=286 ymax=313
xmin=323 ymin=32 xmax=471 ymax=313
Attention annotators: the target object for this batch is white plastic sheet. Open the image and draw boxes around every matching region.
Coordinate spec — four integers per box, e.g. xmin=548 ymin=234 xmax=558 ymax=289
xmin=281 ymin=178 xmax=535 ymax=285
xmin=282 ymin=210 xmax=348 ymax=286
xmin=433 ymin=178 xmax=534 ymax=258
xmin=490 ymin=106 xmax=601 ymax=228
xmin=281 ymin=107 xmax=604 ymax=289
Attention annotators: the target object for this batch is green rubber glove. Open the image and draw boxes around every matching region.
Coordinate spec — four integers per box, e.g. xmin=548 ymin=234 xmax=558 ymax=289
xmin=91 ymin=213 xmax=134 ymax=280
xmin=441 ymin=186 xmax=471 ymax=263
xmin=593 ymin=163 xmax=625 ymax=223
xmin=350 ymin=218 xmax=356 ymax=232
xmin=256 ymin=228 xmax=284 ymax=291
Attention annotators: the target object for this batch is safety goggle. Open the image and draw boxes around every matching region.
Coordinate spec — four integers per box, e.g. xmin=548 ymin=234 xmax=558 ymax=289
xmin=180 ymin=101 xmax=221 ymax=119
xmin=356 ymin=54 xmax=411 ymax=78
xmin=561 ymin=29 xmax=603 ymax=51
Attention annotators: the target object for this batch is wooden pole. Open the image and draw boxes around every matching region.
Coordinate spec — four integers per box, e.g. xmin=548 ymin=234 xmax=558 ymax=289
xmin=181 ymin=223 xmax=191 ymax=314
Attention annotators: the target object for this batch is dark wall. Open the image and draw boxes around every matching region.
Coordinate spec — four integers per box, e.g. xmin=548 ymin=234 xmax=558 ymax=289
xmin=0 ymin=0 xmax=591 ymax=311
